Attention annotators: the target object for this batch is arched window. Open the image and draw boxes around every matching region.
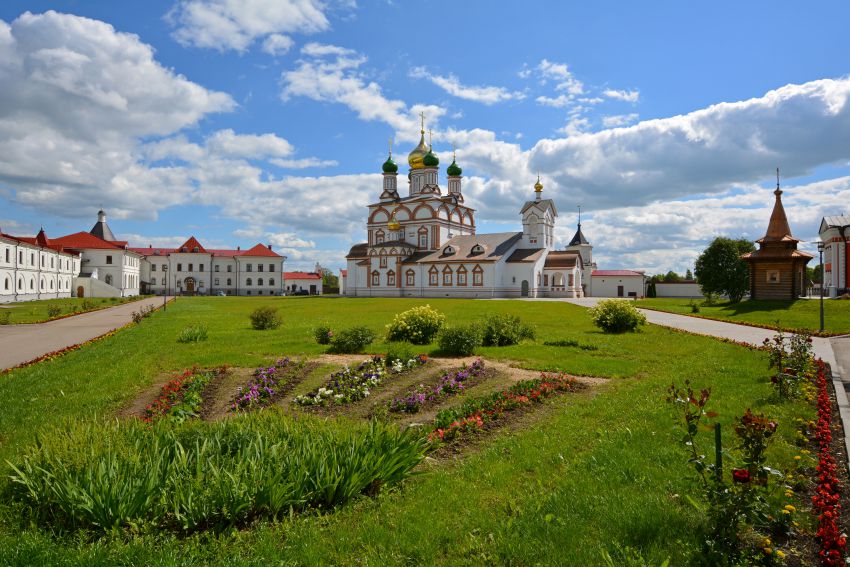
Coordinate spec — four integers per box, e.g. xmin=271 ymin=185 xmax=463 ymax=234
xmin=40 ymin=278 xmax=44 ymax=290
xmin=418 ymin=227 xmax=428 ymax=249
xmin=18 ymin=279 xmax=23 ymax=290
xmin=105 ymin=274 xmax=113 ymax=285
xmin=375 ymin=230 xmax=385 ymax=245
xmin=269 ymin=278 xmax=275 ymax=286
xmin=379 ymin=254 xmax=388 ymax=268
xmin=472 ymin=265 xmax=484 ymax=286
xmin=3 ymin=277 xmax=8 ymax=290
xmin=371 ymin=271 xmax=380 ymax=286
xmin=49 ymin=280 xmax=53 ymax=290
xmin=405 ymin=269 xmax=415 ymax=286
xmin=387 ymin=270 xmax=395 ymax=286
xmin=258 ymin=278 xmax=264 ymax=286
xmin=442 ymin=245 xmax=454 ymax=256
xmin=227 ymin=278 xmax=232 ymax=286
xmin=246 ymin=278 xmax=253 ymax=286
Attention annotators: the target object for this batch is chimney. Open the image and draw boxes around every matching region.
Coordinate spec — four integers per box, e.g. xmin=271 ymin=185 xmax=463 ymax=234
xmin=267 ymin=244 xmax=272 ymax=250
xmin=237 ymin=246 xmax=240 ymax=251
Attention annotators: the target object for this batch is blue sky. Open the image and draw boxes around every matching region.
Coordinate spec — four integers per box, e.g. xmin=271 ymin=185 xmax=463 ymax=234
xmin=1 ymin=1 xmax=849 ymax=273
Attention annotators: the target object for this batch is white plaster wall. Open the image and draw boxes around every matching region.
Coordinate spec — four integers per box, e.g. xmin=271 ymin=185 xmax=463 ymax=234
xmin=655 ymin=282 xmax=703 ymax=298
xmin=591 ymin=276 xmax=645 ymax=298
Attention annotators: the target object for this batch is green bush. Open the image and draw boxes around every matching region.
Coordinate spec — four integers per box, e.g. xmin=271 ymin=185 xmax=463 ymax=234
xmin=481 ymin=313 xmax=535 ymax=346
xmin=314 ymin=325 xmax=333 ymax=345
xmin=385 ymin=304 xmax=445 ymax=345
xmin=81 ymin=299 xmax=96 ymax=311
xmin=330 ymin=326 xmax=375 ymax=353
xmin=6 ymin=414 xmax=427 ymax=534
xmin=438 ymin=325 xmax=482 ymax=356
xmin=0 ymin=311 xmax=10 ymax=325
xmin=385 ymin=343 xmax=414 ymax=367
xmin=250 ymin=306 xmax=281 ymax=330
xmin=588 ymin=299 xmax=646 ymax=333
xmin=46 ymin=305 xmax=62 ymax=318
xmin=177 ymin=325 xmax=208 ymax=343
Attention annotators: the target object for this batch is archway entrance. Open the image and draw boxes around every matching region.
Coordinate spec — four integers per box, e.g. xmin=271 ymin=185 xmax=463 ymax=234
xmin=184 ymin=277 xmax=196 ymax=295
xmin=76 ymin=286 xmax=84 ymax=298
xmin=521 ymin=280 xmax=529 ymax=297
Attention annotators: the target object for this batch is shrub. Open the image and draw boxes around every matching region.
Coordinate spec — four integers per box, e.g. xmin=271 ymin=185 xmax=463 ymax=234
xmin=0 ymin=311 xmax=10 ymax=325
xmin=314 ymin=325 xmax=333 ymax=345
xmin=480 ymin=313 xmax=535 ymax=346
xmin=177 ymin=325 xmax=208 ymax=343
xmin=385 ymin=304 xmax=445 ymax=345
xmin=81 ymin=299 xmax=96 ymax=310
xmin=330 ymin=326 xmax=375 ymax=354
xmin=250 ymin=307 xmax=281 ymax=330
xmin=689 ymin=300 xmax=700 ymax=314
xmin=46 ymin=305 xmax=62 ymax=318
xmin=589 ymin=299 xmax=646 ymax=333
xmin=438 ymin=325 xmax=482 ymax=356
xmin=385 ymin=343 xmax=414 ymax=367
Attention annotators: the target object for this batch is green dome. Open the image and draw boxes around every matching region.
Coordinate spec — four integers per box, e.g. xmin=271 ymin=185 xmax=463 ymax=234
xmin=423 ymin=149 xmax=439 ymax=167
xmin=382 ymin=154 xmax=398 ymax=173
xmin=446 ymin=159 xmax=462 ymax=176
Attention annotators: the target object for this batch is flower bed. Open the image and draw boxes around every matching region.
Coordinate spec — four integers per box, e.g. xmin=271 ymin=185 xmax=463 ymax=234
xmin=230 ymin=357 xmax=301 ymax=412
xmin=389 ymin=359 xmax=485 ymax=413
xmin=812 ymin=358 xmax=846 ymax=566
xmin=429 ymin=372 xmax=585 ymax=442
xmin=142 ymin=367 xmax=222 ymax=424
xmin=294 ymin=354 xmax=426 ymax=407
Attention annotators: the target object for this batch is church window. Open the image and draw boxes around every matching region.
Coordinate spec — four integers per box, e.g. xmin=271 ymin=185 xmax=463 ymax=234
xmin=269 ymin=278 xmax=275 ymax=286
xmin=544 ymin=274 xmax=549 ymax=287
xmin=473 ymin=265 xmax=484 ymax=286
xmin=30 ymin=253 xmax=34 ymax=265
xmin=470 ymin=244 xmax=484 ymax=255
xmin=51 ymin=257 xmax=54 ymax=268
xmin=177 ymin=263 xmax=182 ymax=272
xmin=258 ymin=264 xmax=264 ymax=272
xmin=246 ymin=278 xmax=253 ymax=286
xmin=428 ymin=266 xmax=438 ymax=286
xmin=105 ymin=274 xmax=113 ymax=285
xmin=371 ymin=271 xmax=380 ymax=286
xmin=380 ymin=256 xmax=388 ymax=268
xmin=246 ymin=264 xmax=253 ymax=272
xmin=442 ymin=266 xmax=453 ymax=286
xmin=258 ymin=278 xmax=264 ymax=286
xmin=418 ymin=228 xmax=428 ymax=249
xmin=387 ymin=270 xmax=395 ymax=286
xmin=406 ymin=270 xmax=415 ymax=286
xmin=568 ymin=274 xmax=574 ymax=287
xmin=457 ymin=266 xmax=467 ymax=286
xmin=4 ymin=248 xmax=8 ymax=263
xmin=443 ymin=245 xmax=454 ymax=256
xmin=41 ymin=256 xmax=44 ymax=267
xmin=227 ymin=265 xmax=232 ymax=272
xmin=214 ymin=278 xmax=220 ymax=286
xmin=530 ymin=237 xmax=537 ymax=245
xmin=375 ymin=230 xmax=385 ymax=245
xmin=4 ymin=277 xmax=8 ymax=290
xmin=767 ymin=271 xmax=780 ymax=283
xmin=188 ymin=263 xmax=193 ymax=271
xmin=537 ymin=273 xmax=541 ymax=286
xmin=49 ymin=280 xmax=53 ymax=290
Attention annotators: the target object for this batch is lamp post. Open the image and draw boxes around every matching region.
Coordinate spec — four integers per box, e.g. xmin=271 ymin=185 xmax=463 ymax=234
xmin=818 ymin=240 xmax=825 ymax=332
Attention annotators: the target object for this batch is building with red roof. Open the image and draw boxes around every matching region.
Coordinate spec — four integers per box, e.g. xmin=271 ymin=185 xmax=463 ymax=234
xmin=132 ymin=236 xmax=286 ymax=296
xmin=283 ymin=271 xmax=323 ymax=295
xmin=1 ymin=228 xmax=81 ymax=303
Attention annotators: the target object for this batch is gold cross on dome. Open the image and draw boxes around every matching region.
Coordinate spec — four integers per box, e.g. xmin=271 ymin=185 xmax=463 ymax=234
xmin=419 ymin=111 xmax=425 ymax=133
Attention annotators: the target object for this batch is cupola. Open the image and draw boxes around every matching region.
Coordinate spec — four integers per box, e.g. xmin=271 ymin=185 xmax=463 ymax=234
xmin=447 ymin=159 xmax=462 ymax=176
xmin=382 ymin=153 xmax=398 ymax=173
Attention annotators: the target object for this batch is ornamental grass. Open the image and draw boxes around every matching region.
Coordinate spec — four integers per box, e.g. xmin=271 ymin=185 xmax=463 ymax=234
xmin=6 ymin=414 xmax=428 ymax=535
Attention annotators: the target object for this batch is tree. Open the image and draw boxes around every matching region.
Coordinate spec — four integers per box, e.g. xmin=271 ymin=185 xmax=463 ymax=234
xmin=694 ymin=237 xmax=755 ymax=303
xmin=685 ymin=268 xmax=694 ymax=281
xmin=663 ymin=270 xmax=683 ymax=283
xmin=807 ymin=264 xmax=823 ymax=285
xmin=321 ymin=269 xmax=339 ymax=289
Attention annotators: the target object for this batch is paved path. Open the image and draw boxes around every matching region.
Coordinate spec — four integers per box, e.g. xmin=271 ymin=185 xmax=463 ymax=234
xmin=0 ymin=296 xmax=172 ymax=371
xmin=560 ymin=297 xmax=850 ymax=465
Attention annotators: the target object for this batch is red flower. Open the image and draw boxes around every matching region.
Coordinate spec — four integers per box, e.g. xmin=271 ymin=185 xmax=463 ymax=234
xmin=732 ymin=469 xmax=751 ymax=483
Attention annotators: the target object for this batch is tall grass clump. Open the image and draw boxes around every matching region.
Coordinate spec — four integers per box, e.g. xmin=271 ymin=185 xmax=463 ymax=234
xmin=6 ymin=413 xmax=427 ymax=535
xmin=480 ymin=313 xmax=535 ymax=346
xmin=176 ymin=324 xmax=208 ymax=343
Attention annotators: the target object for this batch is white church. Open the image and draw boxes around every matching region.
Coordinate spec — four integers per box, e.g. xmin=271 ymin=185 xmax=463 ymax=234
xmin=342 ymin=124 xmax=599 ymax=298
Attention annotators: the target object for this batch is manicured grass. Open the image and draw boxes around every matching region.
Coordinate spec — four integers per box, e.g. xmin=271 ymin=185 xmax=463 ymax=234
xmin=637 ymin=297 xmax=850 ymax=335
xmin=0 ymin=296 xmax=146 ymax=324
xmin=0 ymin=296 xmax=816 ymax=564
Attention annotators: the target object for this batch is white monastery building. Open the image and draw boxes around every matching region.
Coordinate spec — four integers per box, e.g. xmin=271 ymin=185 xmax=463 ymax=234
xmin=819 ymin=215 xmax=850 ymax=297
xmin=1 ymin=228 xmax=81 ymax=303
xmin=284 ymin=271 xmax=323 ymax=295
xmin=343 ymin=124 xmax=591 ymax=298
xmin=130 ymin=237 xmax=285 ymax=296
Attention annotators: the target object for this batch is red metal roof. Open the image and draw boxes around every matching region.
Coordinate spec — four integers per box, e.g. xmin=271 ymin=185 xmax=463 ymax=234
xmin=592 ymin=270 xmax=645 ymax=277
xmin=130 ymin=239 xmax=280 ymax=258
xmin=1 ymin=231 xmax=79 ymax=255
xmin=52 ymin=231 xmax=126 ymax=251
xmin=239 ymin=243 xmax=282 ymax=257
xmin=284 ymin=271 xmax=322 ymax=280
xmin=177 ymin=236 xmax=207 ymax=253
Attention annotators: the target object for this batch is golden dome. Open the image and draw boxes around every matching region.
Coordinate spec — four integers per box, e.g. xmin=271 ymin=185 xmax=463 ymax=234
xmin=534 ymin=175 xmax=543 ymax=193
xmin=407 ymin=130 xmax=429 ymax=170
xmin=388 ymin=212 xmax=401 ymax=231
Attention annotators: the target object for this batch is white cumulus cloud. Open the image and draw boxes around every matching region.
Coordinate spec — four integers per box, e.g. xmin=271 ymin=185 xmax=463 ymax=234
xmin=409 ymin=67 xmax=525 ymax=105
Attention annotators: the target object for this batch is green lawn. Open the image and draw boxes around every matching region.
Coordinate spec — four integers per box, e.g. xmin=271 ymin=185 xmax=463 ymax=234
xmin=0 ymin=296 xmax=146 ymax=324
xmin=637 ymin=297 xmax=850 ymax=335
xmin=0 ymin=297 xmax=816 ymax=565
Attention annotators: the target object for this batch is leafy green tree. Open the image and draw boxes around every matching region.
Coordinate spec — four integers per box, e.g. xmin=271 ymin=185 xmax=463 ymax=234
xmin=694 ymin=237 xmax=755 ymax=303
xmin=321 ymin=269 xmax=339 ymax=288
xmin=807 ymin=264 xmax=823 ymax=285
xmin=663 ymin=270 xmax=683 ymax=283
xmin=685 ymin=268 xmax=694 ymax=281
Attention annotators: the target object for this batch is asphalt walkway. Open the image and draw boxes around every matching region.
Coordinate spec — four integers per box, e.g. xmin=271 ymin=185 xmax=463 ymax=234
xmin=0 ymin=296 xmax=172 ymax=371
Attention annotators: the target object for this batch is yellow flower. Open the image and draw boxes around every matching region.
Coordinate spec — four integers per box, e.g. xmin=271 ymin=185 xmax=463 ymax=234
xmin=762 ymin=538 xmax=772 ymax=547
xmin=764 ymin=547 xmax=773 ymax=555
xmin=776 ymin=550 xmax=785 ymax=559
xmin=781 ymin=509 xmax=791 ymax=515
xmin=794 ymin=455 xmax=802 ymax=460
xmin=784 ymin=504 xmax=796 ymax=512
